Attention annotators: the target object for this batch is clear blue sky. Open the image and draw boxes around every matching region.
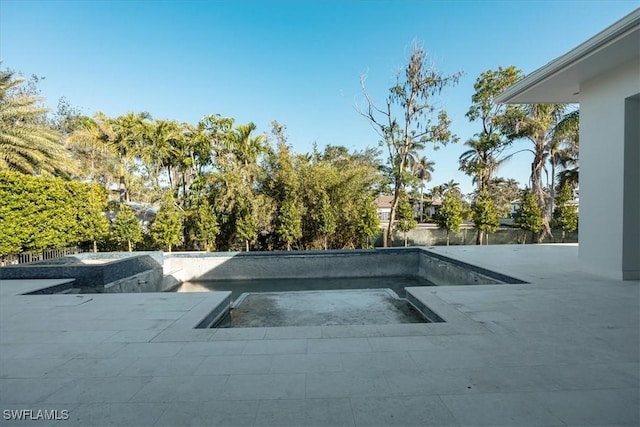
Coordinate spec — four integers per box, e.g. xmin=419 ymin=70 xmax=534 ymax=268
xmin=1 ymin=0 xmax=638 ymax=195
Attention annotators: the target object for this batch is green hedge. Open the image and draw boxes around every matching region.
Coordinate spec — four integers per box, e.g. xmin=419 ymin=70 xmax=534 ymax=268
xmin=0 ymin=171 xmax=109 ymax=256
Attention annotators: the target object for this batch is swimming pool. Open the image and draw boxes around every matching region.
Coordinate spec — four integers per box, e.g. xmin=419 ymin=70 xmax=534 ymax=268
xmin=172 ymin=275 xmax=433 ymax=301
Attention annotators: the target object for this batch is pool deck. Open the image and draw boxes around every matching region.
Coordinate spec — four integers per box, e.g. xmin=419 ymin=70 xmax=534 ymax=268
xmin=1 ymin=244 xmax=638 ymax=426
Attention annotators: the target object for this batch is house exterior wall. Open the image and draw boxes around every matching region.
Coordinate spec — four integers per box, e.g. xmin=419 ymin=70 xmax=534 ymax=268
xmin=579 ymin=58 xmax=640 ymax=279
xmin=377 ymin=208 xmax=391 ymax=221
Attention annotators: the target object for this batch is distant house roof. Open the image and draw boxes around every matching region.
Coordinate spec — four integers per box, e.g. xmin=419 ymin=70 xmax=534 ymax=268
xmin=496 ymin=9 xmax=640 ymax=104
xmin=374 ymin=195 xmax=394 ymax=209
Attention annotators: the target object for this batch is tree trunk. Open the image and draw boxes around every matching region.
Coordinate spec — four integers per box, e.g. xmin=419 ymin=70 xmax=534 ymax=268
xmin=476 ymin=229 xmax=483 ymax=245
xmin=93 ymin=240 xmax=98 ymax=253
xmin=550 ymin=158 xmax=556 ymax=219
xmin=404 ymin=232 xmax=408 ymax=247
xmin=127 ymin=240 xmax=132 ymax=252
xmin=531 ymin=143 xmax=551 ymax=242
xmin=245 ymin=239 xmax=249 ymax=252
xmin=119 ymin=162 xmax=127 ymax=203
xmin=419 ymin=184 xmax=424 ymax=223
xmin=385 ymin=185 xmax=402 ymax=247
xmin=485 ymin=232 xmax=489 ymax=245
xmin=446 ymin=230 xmax=450 ymax=246
xmin=562 ymin=230 xmax=566 ymax=244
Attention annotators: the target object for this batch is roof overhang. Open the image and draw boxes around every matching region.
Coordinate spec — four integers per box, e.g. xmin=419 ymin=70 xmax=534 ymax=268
xmin=496 ymin=8 xmax=640 ymax=104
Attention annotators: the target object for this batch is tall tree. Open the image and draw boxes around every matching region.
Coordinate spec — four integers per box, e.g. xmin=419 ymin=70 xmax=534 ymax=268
xmin=486 ymin=177 xmax=521 ymax=218
xmin=359 ymin=43 xmax=461 ymax=247
xmin=112 ymin=112 xmax=150 ymax=201
xmin=441 ymin=180 xmax=461 ymax=197
xmin=0 ymin=69 xmax=76 ymax=176
xmin=515 ymin=189 xmax=544 ymax=244
xmin=436 ymin=190 xmax=463 ymax=246
xmin=460 ymin=66 xmax=525 ymax=244
xmin=189 ymin=198 xmax=219 ymax=251
xmin=139 ymin=119 xmax=181 ymax=189
xmin=548 ymin=109 xmax=579 ymax=214
xmin=552 ymin=182 xmax=578 ymax=243
xmin=395 ymin=191 xmax=417 ymax=247
xmin=225 ymin=122 xmax=267 ymax=173
xmin=411 ymin=155 xmax=435 ymax=222
xmin=67 ymin=113 xmax=118 ymax=185
xmin=267 ymin=137 xmax=304 ymax=251
xmin=150 ymin=193 xmax=183 ymax=252
xmin=472 ymin=189 xmax=500 ymax=245
xmin=71 ymin=182 xmax=110 ymax=252
xmin=509 ymin=104 xmax=567 ymax=241
xmin=111 ymin=204 xmax=142 ymax=252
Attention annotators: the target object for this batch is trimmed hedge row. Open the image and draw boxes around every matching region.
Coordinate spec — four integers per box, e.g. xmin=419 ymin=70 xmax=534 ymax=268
xmin=0 ymin=171 xmax=109 ymax=256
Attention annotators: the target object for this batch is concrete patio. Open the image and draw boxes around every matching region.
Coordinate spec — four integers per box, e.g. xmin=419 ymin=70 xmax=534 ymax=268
xmin=1 ymin=244 xmax=638 ymax=426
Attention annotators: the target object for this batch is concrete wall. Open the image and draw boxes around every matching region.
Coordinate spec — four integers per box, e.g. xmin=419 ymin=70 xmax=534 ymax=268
xmin=580 ymin=58 xmax=640 ymax=280
xmin=103 ymin=269 xmax=165 ymax=293
xmin=386 ymin=227 xmax=578 ymax=247
xmin=418 ymin=252 xmax=499 ymax=286
xmin=0 ymin=254 xmax=163 ymax=289
xmin=623 ymin=95 xmax=640 ymax=280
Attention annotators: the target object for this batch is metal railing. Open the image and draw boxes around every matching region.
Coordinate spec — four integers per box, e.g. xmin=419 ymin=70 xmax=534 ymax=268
xmin=0 ymin=246 xmax=85 ymax=267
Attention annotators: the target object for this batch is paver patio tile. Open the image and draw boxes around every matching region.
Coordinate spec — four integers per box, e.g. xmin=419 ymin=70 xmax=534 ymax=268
xmin=177 ymin=341 xmax=247 ymax=356
xmin=209 ymin=328 xmax=266 ymax=341
xmin=0 ymin=378 xmax=73 ymax=404
xmin=340 ymin=351 xmax=418 ymax=373
xmin=270 ymin=353 xmax=342 ymax=373
xmin=113 ymin=342 xmax=185 ymax=358
xmin=440 ymin=392 xmax=565 ymax=426
xmin=383 ymin=368 xmax=476 ymax=396
xmin=154 ymin=400 xmax=259 ymax=426
xmin=118 ymin=356 xmax=205 ymax=377
xmin=0 ymin=358 xmax=68 ymax=378
xmin=44 ymin=357 xmax=133 ymax=378
xmin=129 ymin=375 xmax=228 ymax=402
xmin=350 ymin=395 xmax=459 ymax=426
xmin=255 ymin=398 xmax=355 ymax=426
xmin=242 ymin=339 xmax=307 ymax=355
xmin=60 ymin=402 xmax=165 ymax=426
xmin=533 ymin=388 xmax=640 ymax=426
xmin=43 ymin=377 xmax=152 ymax=404
xmin=305 ymin=371 xmax=391 ymax=398
xmin=224 ymin=373 xmax=306 ymax=400
xmin=307 ymin=338 xmax=371 ymax=353
xmin=194 ymin=355 xmax=272 ymax=375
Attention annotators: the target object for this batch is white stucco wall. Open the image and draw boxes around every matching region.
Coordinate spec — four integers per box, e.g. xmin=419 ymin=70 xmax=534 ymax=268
xmin=579 ymin=58 xmax=640 ymax=279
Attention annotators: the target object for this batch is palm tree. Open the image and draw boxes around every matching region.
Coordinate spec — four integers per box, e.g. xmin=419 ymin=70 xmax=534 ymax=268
xmin=0 ymin=69 xmax=76 ymax=176
xmin=67 ymin=113 xmax=117 ymax=184
xmin=459 ymin=137 xmax=512 ymax=192
xmin=223 ymin=122 xmax=269 ymax=194
xmin=225 ymin=122 xmax=267 ymax=169
xmin=515 ymin=104 xmax=567 ymax=241
xmin=139 ymin=119 xmax=181 ymax=189
xmin=549 ymin=109 xmax=579 ymax=207
xmin=411 ymin=156 xmax=434 ymax=222
xmin=111 ymin=112 xmax=150 ymax=201
xmin=442 ymin=179 xmax=461 ymax=196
